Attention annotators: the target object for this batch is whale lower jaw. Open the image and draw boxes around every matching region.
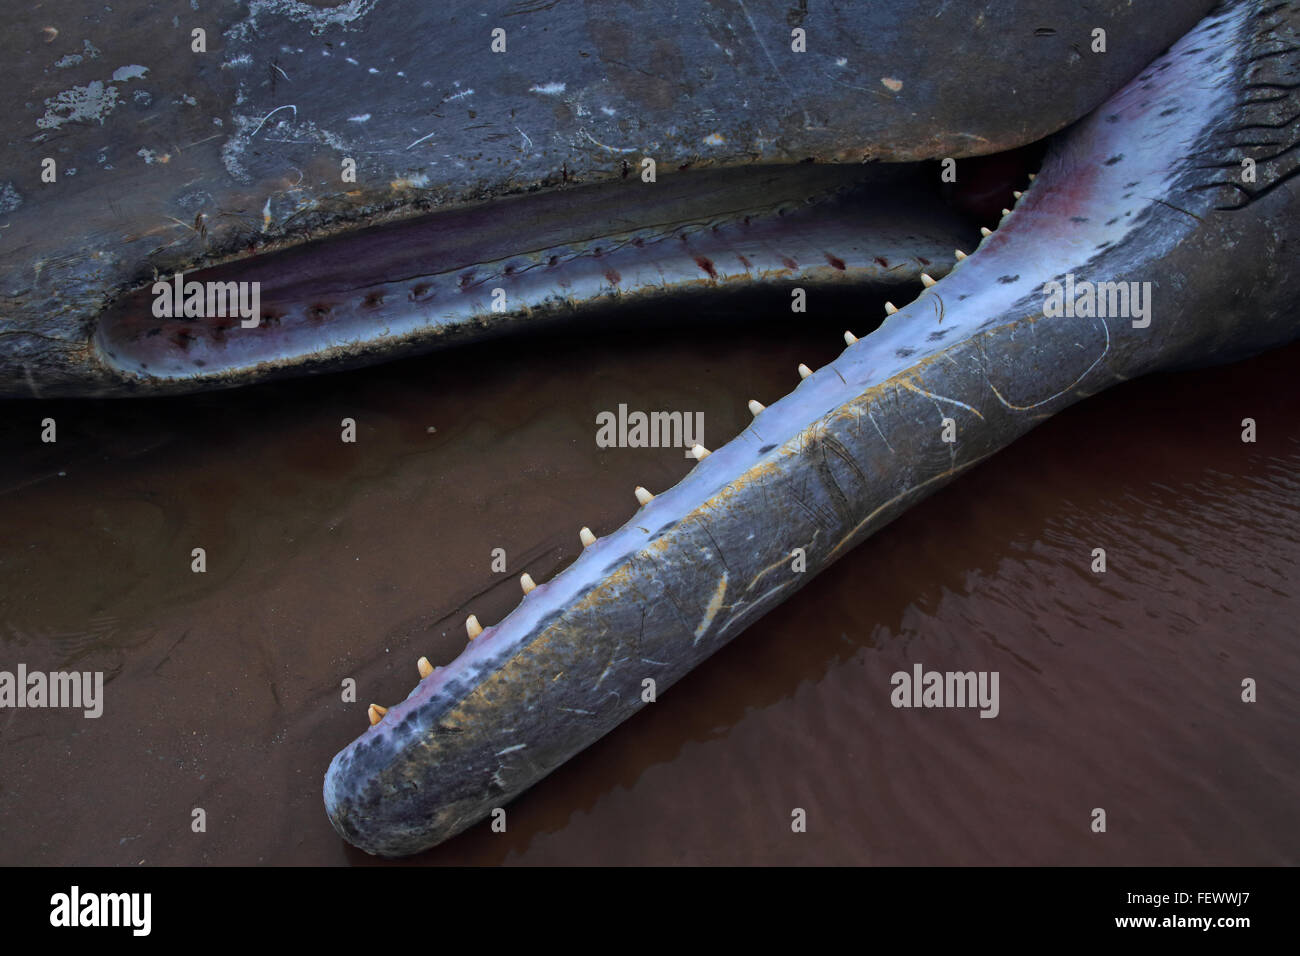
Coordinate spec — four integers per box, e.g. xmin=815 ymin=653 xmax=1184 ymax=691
xmin=319 ymin=0 xmax=1300 ymax=857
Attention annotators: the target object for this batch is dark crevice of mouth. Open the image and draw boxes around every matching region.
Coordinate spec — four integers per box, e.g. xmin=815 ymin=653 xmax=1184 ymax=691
xmin=92 ymin=140 xmax=1048 ymax=388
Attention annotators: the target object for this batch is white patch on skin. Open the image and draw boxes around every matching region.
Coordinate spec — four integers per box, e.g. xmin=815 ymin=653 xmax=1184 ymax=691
xmin=835 ymin=57 xmax=848 ymax=67
xmin=36 ymin=81 xmax=120 ymax=129
xmin=111 ymin=64 xmax=149 ymax=82
xmin=703 ymin=132 xmax=726 ymax=146
xmin=600 ymin=106 xmax=617 ymax=116
xmin=529 ymin=82 xmax=566 ymax=95
xmin=348 ymin=113 xmax=371 ymax=122
xmin=881 ymin=77 xmax=903 ymax=92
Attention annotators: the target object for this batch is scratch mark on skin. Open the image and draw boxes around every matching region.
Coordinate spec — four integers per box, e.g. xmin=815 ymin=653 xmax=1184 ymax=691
xmin=407 ymin=129 xmax=437 ymax=150
xmin=736 ymin=0 xmax=812 ymax=127
xmin=898 ymin=378 xmax=986 ymax=420
xmin=249 ymin=104 xmax=297 ymax=137
xmin=719 ymin=578 xmax=797 ymax=638
xmin=582 ymin=130 xmax=638 ymax=154
xmin=988 ymin=315 xmax=1112 ymax=410
xmin=825 ymin=451 xmax=996 ymax=564
xmin=744 ymin=530 xmax=820 ymax=594
xmin=516 ymin=126 xmax=533 ymax=150
xmin=495 ymin=743 xmax=527 ymax=756
xmin=866 ymin=408 xmax=895 ymax=452
xmin=693 ymin=572 xmax=729 ymax=645
xmin=700 ymin=523 xmax=730 ymax=574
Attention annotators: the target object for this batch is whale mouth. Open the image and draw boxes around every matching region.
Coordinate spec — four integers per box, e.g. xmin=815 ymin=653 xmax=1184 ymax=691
xmin=91 ymin=146 xmax=1041 ymax=389
xmin=321 ymin=0 xmax=1300 ymax=857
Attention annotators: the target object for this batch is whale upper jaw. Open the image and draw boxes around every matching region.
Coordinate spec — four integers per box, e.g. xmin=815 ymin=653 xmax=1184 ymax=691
xmin=1 ymin=0 xmax=1218 ymax=398
xmin=323 ymin=1 xmax=1300 ymax=857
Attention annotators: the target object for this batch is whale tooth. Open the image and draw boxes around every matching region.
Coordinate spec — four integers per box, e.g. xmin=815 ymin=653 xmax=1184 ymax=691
xmin=417 ymin=656 xmax=434 ymax=679
xmin=690 ymin=444 xmax=711 ymax=460
xmin=466 ymin=614 xmax=483 ymax=640
xmin=520 ymin=572 xmax=537 ymax=594
xmin=920 ymin=273 xmax=937 ymax=288
xmin=368 ymin=703 xmax=388 ymax=725
xmin=884 ymin=301 xmax=899 ymax=315
xmin=634 ymin=486 xmax=654 ymax=506
xmin=748 ymin=399 xmax=765 ymax=416
xmin=843 ymin=330 xmax=858 ymax=345
xmin=579 ymin=527 xmax=596 ymax=547
xmin=1013 ymin=190 xmax=1023 ymax=199
xmin=980 ymin=227 xmax=993 ymax=237
xmin=1001 ymin=208 xmax=1011 ymax=217
xmin=797 ymin=363 xmax=813 ymax=379
xmin=954 ymin=249 xmax=967 ymax=260
xmin=1027 ymin=173 xmax=1036 ymax=181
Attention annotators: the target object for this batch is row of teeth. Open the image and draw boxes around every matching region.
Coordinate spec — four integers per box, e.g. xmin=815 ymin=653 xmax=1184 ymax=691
xmin=365 ymin=174 xmax=1035 ymax=727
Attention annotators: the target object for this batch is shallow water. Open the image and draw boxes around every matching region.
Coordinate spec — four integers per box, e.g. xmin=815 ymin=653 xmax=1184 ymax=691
xmin=1 ymin=308 xmax=1296 ymax=865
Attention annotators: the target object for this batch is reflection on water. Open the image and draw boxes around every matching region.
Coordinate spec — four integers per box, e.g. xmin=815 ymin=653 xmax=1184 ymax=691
xmin=0 ymin=304 xmax=1296 ymax=865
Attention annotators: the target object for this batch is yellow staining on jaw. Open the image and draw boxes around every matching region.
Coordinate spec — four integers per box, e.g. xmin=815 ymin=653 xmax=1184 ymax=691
xmin=693 ymin=573 xmax=730 ymax=645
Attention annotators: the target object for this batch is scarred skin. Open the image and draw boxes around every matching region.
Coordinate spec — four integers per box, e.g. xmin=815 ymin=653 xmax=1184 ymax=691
xmin=323 ymin=1 xmax=1300 ymax=855
xmin=2 ymin=1 xmax=1292 ymax=859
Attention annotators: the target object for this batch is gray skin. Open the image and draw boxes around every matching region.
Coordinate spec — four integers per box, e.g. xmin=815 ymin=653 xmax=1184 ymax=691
xmin=2 ymin=0 xmax=1213 ymax=396
xmin=324 ymin=1 xmax=1300 ymax=856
